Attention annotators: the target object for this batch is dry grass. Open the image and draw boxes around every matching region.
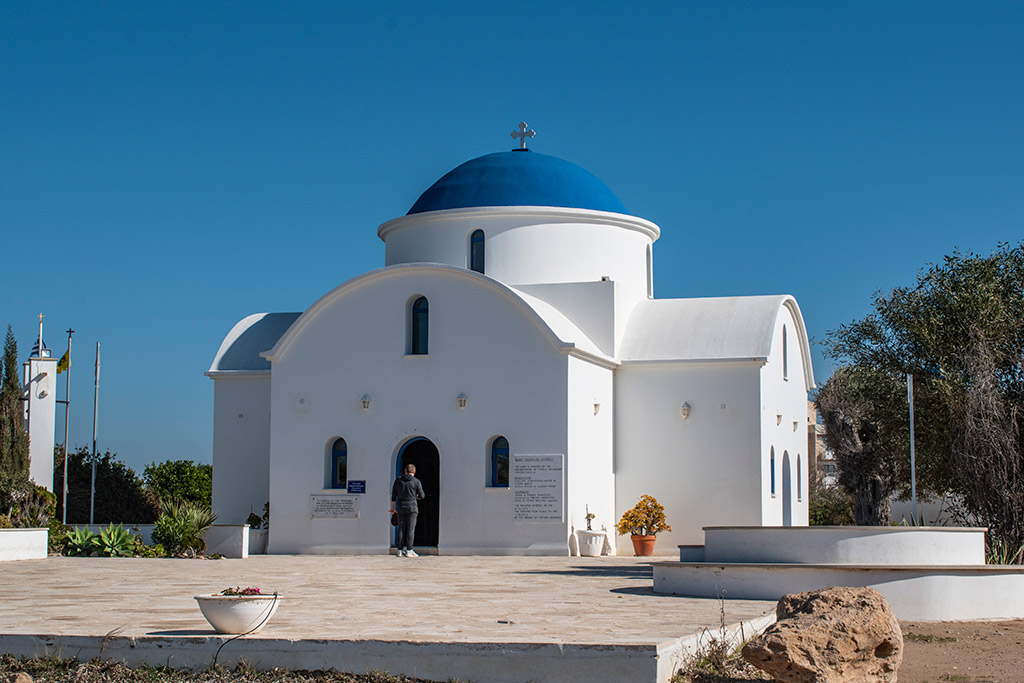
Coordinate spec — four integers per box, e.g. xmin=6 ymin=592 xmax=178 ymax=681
xmin=0 ymin=655 xmax=441 ymax=683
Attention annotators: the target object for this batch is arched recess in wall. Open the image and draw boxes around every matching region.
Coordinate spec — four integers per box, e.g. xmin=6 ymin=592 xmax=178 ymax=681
xmin=470 ymin=229 xmax=485 ymax=274
xmin=489 ymin=436 xmax=509 ymax=487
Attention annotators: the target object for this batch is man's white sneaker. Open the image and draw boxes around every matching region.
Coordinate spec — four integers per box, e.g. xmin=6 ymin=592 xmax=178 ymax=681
xmin=405 ymin=550 xmax=419 ymax=558
xmin=398 ymin=550 xmax=406 ymax=557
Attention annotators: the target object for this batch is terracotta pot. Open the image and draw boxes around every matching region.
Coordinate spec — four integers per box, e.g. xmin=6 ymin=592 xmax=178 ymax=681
xmin=630 ymin=534 xmax=656 ymax=556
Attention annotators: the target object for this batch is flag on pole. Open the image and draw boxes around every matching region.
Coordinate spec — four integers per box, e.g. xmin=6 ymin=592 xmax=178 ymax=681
xmin=57 ymin=350 xmax=70 ymax=374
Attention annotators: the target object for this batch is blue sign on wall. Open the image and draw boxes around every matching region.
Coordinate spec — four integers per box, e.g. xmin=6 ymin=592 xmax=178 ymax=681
xmin=347 ymin=480 xmax=366 ymax=494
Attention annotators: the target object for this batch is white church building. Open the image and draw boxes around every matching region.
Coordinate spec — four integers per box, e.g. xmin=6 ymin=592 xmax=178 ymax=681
xmin=207 ymin=131 xmax=814 ymax=555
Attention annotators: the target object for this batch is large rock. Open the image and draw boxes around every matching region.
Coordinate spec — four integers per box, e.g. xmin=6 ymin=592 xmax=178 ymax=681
xmin=741 ymin=586 xmax=903 ymax=682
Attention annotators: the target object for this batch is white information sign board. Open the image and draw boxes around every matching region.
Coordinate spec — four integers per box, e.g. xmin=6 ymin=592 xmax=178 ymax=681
xmin=311 ymin=495 xmax=360 ymax=519
xmin=512 ymin=454 xmax=564 ymax=522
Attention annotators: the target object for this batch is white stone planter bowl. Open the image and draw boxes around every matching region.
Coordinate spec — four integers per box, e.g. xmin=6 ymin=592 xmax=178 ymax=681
xmin=194 ymin=594 xmax=282 ymax=634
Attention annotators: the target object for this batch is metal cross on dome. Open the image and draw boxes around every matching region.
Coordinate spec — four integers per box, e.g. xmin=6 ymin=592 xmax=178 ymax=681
xmin=511 ymin=122 xmax=536 ymax=149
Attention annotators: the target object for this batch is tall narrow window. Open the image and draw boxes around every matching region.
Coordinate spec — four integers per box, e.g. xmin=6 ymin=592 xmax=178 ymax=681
xmin=491 ymin=436 xmax=509 ymax=487
xmin=331 ymin=438 xmax=348 ymax=489
xmin=411 ymin=296 xmax=428 ymax=355
xmin=770 ymin=447 xmax=776 ymax=496
xmin=646 ymin=245 xmax=653 ymax=298
xmin=470 ymin=229 xmax=485 ymax=274
xmin=797 ymin=455 xmax=802 ymax=501
xmin=782 ymin=325 xmax=789 ymax=380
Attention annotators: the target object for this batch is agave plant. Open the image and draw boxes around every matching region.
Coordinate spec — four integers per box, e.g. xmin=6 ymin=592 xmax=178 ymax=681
xmin=64 ymin=527 xmax=98 ymax=556
xmin=94 ymin=523 xmax=134 ymax=557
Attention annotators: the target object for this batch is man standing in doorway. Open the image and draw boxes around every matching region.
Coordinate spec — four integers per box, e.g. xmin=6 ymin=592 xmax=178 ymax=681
xmin=391 ymin=463 xmax=425 ymax=557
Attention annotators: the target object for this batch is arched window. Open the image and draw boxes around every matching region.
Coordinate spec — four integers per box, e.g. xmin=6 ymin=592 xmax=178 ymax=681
xmin=490 ymin=436 xmax=509 ymax=488
xmin=797 ymin=454 xmax=802 ymax=501
xmin=646 ymin=245 xmax=653 ymax=298
xmin=411 ymin=296 xmax=428 ymax=355
xmin=782 ymin=325 xmax=789 ymax=380
xmin=331 ymin=438 xmax=348 ymax=489
xmin=770 ymin=446 xmax=776 ymax=496
xmin=470 ymin=229 xmax=485 ymax=274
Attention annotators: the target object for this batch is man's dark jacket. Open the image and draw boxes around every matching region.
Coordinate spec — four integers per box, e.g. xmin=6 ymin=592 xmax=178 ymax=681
xmin=391 ymin=473 xmax=425 ymax=513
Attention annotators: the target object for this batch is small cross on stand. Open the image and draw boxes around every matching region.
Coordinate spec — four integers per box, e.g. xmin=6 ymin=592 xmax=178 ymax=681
xmin=511 ymin=122 xmax=536 ymax=150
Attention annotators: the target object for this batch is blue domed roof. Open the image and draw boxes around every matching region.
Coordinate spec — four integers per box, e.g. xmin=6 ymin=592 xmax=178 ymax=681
xmin=408 ymin=150 xmax=627 ymax=215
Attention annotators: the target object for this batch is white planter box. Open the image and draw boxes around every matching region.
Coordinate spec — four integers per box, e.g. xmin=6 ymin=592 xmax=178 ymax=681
xmin=204 ymin=525 xmax=250 ymax=558
xmin=194 ymin=594 xmax=282 ymax=634
xmin=576 ymin=530 xmax=606 ymax=557
xmin=0 ymin=528 xmax=48 ymax=562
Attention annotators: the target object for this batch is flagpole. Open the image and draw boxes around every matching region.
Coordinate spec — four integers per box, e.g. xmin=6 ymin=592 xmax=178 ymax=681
xmin=61 ymin=329 xmax=74 ymax=524
xmin=907 ymin=373 xmax=918 ymax=524
xmin=89 ymin=342 xmax=100 ymax=526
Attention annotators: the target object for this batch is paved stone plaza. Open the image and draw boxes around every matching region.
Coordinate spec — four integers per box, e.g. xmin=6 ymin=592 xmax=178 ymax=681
xmin=1 ymin=555 xmax=775 ymax=682
xmin=1 ymin=555 xmax=772 ymax=643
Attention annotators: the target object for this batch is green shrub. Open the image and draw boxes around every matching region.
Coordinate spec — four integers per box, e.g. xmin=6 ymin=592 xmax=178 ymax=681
xmin=48 ymin=519 xmax=70 ymax=553
xmin=131 ymin=532 xmax=165 ymax=558
xmin=152 ymin=499 xmax=217 ymax=556
xmin=0 ymin=514 xmax=11 ymax=529
xmin=64 ymin=527 xmax=97 ymax=556
xmin=809 ymin=486 xmax=856 ymax=526
xmin=8 ymin=485 xmax=55 ymax=528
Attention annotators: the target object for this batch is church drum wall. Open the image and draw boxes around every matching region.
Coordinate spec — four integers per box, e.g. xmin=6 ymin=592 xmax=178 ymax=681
xmin=381 ymin=209 xmax=656 ymax=296
xmin=265 ymin=268 xmax=572 ymax=554
xmin=613 ymin=362 xmax=763 ymax=551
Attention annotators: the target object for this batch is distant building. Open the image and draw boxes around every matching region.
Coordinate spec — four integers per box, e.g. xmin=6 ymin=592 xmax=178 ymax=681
xmin=807 ymin=401 xmax=837 ymax=487
xmin=208 ymin=134 xmax=815 ymax=555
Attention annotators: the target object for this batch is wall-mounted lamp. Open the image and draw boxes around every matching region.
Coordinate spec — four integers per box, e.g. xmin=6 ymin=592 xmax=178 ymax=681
xmin=361 ymin=394 xmax=371 ymax=411
xmin=776 ymin=411 xmax=783 ymax=425
xmin=680 ymin=402 xmax=691 ymax=419
xmin=594 ymin=402 xmax=601 ymax=415
xmin=457 ymin=393 xmax=468 ymax=410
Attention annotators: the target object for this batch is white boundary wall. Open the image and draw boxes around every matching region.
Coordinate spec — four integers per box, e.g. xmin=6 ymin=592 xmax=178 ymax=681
xmin=702 ymin=526 xmax=986 ymax=565
xmin=0 ymin=529 xmax=48 ymax=561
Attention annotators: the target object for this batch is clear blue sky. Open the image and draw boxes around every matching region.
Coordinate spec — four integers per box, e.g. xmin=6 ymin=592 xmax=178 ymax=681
xmin=2 ymin=2 xmax=1022 ymax=475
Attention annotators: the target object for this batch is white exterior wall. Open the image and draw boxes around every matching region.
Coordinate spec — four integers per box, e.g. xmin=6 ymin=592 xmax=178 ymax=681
xmin=759 ymin=303 xmax=811 ymax=527
xmin=566 ymin=356 xmax=615 ymax=546
xmin=379 ymin=207 xmax=658 ymax=295
xmin=614 ymin=362 xmax=763 ymax=551
xmin=23 ymin=357 xmax=57 ymax=490
xmin=211 ymin=375 xmax=272 ymax=524
xmin=265 ymin=267 xmax=572 ymax=554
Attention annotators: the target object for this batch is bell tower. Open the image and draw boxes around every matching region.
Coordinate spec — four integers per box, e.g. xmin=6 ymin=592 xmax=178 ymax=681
xmin=22 ymin=313 xmax=57 ymax=491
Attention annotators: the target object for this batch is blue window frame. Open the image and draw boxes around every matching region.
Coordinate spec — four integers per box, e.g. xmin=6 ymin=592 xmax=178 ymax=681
xmin=770 ymin=446 xmax=776 ymax=496
xmin=491 ymin=436 xmax=509 ymax=488
xmin=331 ymin=438 xmax=348 ymax=489
xmin=470 ymin=229 xmax=485 ymax=274
xmin=411 ymin=296 xmax=428 ymax=355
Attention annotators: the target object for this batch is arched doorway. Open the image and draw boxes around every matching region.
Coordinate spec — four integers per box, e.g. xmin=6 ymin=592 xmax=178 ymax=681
xmin=782 ymin=451 xmax=793 ymax=527
xmin=396 ymin=437 xmax=440 ymax=548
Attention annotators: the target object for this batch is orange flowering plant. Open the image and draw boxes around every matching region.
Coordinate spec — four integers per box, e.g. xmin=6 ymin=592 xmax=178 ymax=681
xmin=615 ymin=495 xmax=672 ymax=536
